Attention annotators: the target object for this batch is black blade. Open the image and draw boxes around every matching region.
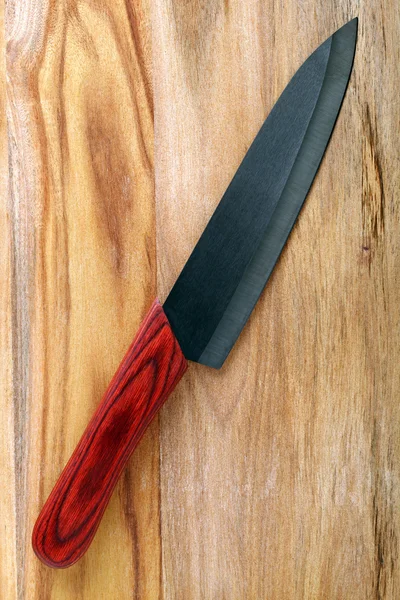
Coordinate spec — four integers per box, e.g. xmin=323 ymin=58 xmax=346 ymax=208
xmin=164 ymin=19 xmax=358 ymax=368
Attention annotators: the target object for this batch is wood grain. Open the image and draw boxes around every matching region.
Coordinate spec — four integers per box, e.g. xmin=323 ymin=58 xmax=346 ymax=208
xmin=6 ymin=0 xmax=158 ymax=596
xmin=4 ymin=0 xmax=400 ymax=598
xmin=33 ymin=299 xmax=187 ymax=568
xmin=154 ymin=1 xmax=400 ymax=599
xmin=1 ymin=1 xmax=18 ymax=598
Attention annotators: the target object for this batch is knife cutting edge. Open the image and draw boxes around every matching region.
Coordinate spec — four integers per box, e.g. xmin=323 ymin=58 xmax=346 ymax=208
xmin=33 ymin=18 xmax=358 ymax=568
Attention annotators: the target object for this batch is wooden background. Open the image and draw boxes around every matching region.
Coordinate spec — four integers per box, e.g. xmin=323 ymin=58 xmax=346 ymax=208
xmin=3 ymin=0 xmax=400 ymax=598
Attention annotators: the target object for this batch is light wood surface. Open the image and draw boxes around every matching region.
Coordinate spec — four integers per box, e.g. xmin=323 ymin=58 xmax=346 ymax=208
xmin=1 ymin=2 xmax=18 ymax=598
xmin=6 ymin=0 xmax=158 ymax=597
xmin=4 ymin=0 xmax=400 ymax=598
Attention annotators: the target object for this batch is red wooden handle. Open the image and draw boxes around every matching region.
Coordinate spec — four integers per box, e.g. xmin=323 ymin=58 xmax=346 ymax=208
xmin=32 ymin=299 xmax=187 ymax=568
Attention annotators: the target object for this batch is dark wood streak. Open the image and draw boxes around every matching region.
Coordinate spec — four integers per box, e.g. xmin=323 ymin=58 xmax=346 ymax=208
xmin=101 ymin=1 xmax=153 ymax=174
xmin=67 ymin=2 xmax=99 ymax=60
xmin=32 ymin=299 xmax=187 ymax=568
xmin=371 ymin=410 xmax=398 ymax=599
xmin=87 ymin=109 xmax=133 ymax=276
xmin=56 ymin=20 xmax=73 ymax=482
xmin=124 ymin=0 xmax=154 ymax=117
xmin=362 ymin=103 xmax=385 ymax=266
xmin=121 ymin=466 xmax=140 ymax=600
xmin=84 ymin=3 xmax=153 ymax=276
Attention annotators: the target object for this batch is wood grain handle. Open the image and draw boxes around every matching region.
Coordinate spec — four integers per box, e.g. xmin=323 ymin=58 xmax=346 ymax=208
xmin=32 ymin=299 xmax=187 ymax=568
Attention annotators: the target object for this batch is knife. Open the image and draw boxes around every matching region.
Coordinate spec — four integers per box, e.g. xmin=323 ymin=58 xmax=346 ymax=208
xmin=32 ymin=18 xmax=358 ymax=568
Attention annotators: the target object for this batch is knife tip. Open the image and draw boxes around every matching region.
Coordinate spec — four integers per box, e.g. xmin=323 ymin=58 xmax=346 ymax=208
xmin=335 ymin=17 xmax=358 ymax=43
xmin=347 ymin=16 xmax=359 ymax=28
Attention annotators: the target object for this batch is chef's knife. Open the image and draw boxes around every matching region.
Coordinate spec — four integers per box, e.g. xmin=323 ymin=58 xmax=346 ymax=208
xmin=33 ymin=18 xmax=358 ymax=568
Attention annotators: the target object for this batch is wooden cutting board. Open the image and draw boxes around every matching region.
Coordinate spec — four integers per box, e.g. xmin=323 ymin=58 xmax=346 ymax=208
xmin=3 ymin=0 xmax=400 ymax=598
